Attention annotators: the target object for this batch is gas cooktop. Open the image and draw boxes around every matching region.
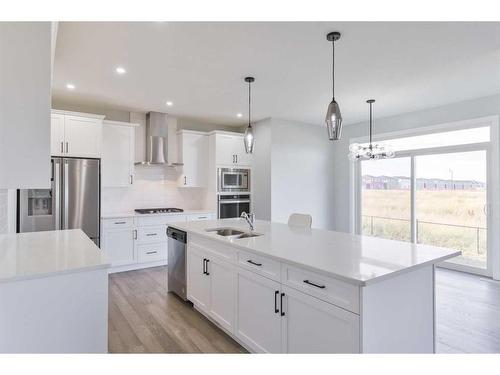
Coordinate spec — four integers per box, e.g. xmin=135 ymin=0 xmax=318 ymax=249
xmin=134 ymin=208 xmax=184 ymax=214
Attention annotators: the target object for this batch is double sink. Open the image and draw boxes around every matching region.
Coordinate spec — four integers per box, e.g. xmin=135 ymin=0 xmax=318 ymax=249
xmin=206 ymin=227 xmax=262 ymax=239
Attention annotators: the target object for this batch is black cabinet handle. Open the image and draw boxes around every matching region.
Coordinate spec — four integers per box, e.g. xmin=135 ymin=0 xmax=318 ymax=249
xmin=146 ymin=233 xmax=157 ymax=236
xmin=247 ymin=260 xmax=262 ymax=267
xmin=202 ymin=258 xmax=206 ymax=275
xmin=280 ymin=293 xmax=285 ymax=316
xmin=303 ymin=280 xmax=326 ymax=289
xmin=205 ymin=259 xmax=210 ymax=275
xmin=274 ymin=290 xmax=279 ymax=314
xmin=146 ymin=251 xmax=158 ymax=255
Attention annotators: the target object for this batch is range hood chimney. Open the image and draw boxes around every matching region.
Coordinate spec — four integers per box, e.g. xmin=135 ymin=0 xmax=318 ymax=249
xmin=136 ymin=112 xmax=182 ymax=166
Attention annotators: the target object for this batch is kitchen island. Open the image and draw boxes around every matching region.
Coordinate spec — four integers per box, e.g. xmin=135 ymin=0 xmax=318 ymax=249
xmin=0 ymin=229 xmax=110 ymax=353
xmin=169 ymin=218 xmax=460 ymax=353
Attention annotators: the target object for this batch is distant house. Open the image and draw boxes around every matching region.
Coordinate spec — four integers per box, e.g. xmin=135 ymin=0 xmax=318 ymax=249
xmin=362 ymin=175 xmax=485 ymax=191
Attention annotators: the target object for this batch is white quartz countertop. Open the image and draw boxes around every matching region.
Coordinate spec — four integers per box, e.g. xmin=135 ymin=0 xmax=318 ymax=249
xmin=0 ymin=229 xmax=110 ymax=283
xmin=101 ymin=210 xmax=214 ymax=219
xmin=170 ymin=219 xmax=461 ymax=286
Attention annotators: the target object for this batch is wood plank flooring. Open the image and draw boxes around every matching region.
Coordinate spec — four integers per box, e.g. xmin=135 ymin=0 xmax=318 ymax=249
xmin=109 ymin=266 xmax=500 ymax=353
xmin=108 ymin=266 xmax=246 ymax=353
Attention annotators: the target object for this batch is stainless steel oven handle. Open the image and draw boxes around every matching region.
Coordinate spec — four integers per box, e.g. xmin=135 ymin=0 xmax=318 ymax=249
xmin=219 ymin=200 xmax=251 ymax=204
xmin=54 ymin=160 xmax=61 ymax=230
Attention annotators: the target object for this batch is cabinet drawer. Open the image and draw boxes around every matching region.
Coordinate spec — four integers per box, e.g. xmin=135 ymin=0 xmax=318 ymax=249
xmin=188 ymin=213 xmax=213 ymax=221
xmin=137 ymin=242 xmax=167 ymax=263
xmin=237 ymin=249 xmax=281 ymax=282
xmin=137 ymin=225 xmax=166 ymax=243
xmin=282 ymin=265 xmax=359 ymax=314
xmin=102 ymin=217 xmax=134 ymax=229
xmin=136 ymin=214 xmax=187 ymax=227
xmin=189 ymin=235 xmax=236 ymax=262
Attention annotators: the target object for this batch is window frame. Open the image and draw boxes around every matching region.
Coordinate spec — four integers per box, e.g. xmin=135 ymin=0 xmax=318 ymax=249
xmin=350 ymin=116 xmax=499 ymax=279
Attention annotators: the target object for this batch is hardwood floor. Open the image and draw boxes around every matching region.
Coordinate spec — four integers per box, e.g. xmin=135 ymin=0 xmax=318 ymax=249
xmin=108 ymin=266 xmax=246 ymax=353
xmin=109 ymin=266 xmax=500 ymax=353
xmin=435 ymin=268 xmax=500 ymax=353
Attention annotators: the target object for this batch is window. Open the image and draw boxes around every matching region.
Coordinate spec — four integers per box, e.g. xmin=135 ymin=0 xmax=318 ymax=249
xmin=354 ymin=120 xmax=496 ymax=276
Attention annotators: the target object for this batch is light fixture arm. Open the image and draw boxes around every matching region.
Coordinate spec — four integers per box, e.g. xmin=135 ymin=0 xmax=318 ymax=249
xmin=244 ymin=76 xmax=255 ymax=127
xmin=367 ymin=99 xmax=375 ymax=148
xmin=332 ymin=38 xmax=335 ymax=100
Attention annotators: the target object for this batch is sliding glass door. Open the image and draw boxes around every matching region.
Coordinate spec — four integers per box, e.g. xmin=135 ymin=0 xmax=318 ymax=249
xmin=415 ymin=150 xmax=487 ymax=270
xmin=354 ymin=123 xmax=495 ymax=276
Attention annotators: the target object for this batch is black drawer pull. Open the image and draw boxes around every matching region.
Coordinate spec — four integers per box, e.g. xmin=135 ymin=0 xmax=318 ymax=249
xmin=247 ymin=260 xmax=262 ymax=267
xmin=274 ymin=290 xmax=279 ymax=314
xmin=146 ymin=233 xmax=157 ymax=236
xmin=146 ymin=251 xmax=158 ymax=255
xmin=205 ymin=259 xmax=210 ymax=276
xmin=114 ymin=221 xmax=126 ymax=224
xmin=303 ymin=280 xmax=326 ymax=289
xmin=280 ymin=293 xmax=285 ymax=316
xmin=202 ymin=258 xmax=206 ymax=275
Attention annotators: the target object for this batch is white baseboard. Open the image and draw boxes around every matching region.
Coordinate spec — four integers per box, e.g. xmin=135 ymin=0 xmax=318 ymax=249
xmin=108 ymin=260 xmax=167 ymax=274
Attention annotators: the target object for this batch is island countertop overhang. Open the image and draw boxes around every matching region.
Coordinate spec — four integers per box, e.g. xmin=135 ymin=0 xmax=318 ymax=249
xmin=168 ymin=218 xmax=461 ymax=286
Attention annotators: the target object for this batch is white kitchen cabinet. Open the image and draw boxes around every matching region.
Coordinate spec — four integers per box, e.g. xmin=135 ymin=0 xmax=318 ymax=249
xmin=213 ymin=132 xmax=251 ymax=167
xmin=101 ymin=227 xmax=136 ymax=267
xmin=50 ymin=111 xmax=104 ymax=158
xmin=235 ymin=268 xmax=282 ymax=353
xmin=50 ymin=113 xmax=65 ymax=156
xmin=207 ymin=256 xmax=236 ymax=332
xmin=187 ymin=246 xmax=211 ymax=313
xmin=281 ymin=286 xmax=360 ymax=353
xmin=187 ymin=242 xmax=237 ymax=333
xmin=102 ymin=120 xmax=137 ymax=187
xmin=177 ymin=130 xmax=208 ymax=188
xmin=64 ymin=115 xmax=102 ymax=158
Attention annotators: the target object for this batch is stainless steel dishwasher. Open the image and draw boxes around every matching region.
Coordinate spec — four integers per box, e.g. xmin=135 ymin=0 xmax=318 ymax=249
xmin=167 ymin=227 xmax=188 ymax=301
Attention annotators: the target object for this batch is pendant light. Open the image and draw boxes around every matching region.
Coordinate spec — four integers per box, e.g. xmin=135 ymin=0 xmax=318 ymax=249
xmin=348 ymin=99 xmax=395 ymax=161
xmin=325 ymin=31 xmax=343 ymax=141
xmin=243 ymin=76 xmax=255 ymax=154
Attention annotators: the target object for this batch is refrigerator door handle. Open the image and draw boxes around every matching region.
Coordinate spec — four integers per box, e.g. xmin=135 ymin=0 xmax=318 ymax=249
xmin=54 ymin=160 xmax=61 ymax=230
xmin=63 ymin=160 xmax=69 ymax=229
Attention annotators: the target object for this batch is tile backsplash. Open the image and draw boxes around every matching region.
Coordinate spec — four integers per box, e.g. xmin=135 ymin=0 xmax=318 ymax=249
xmin=101 ymin=165 xmax=207 ymax=214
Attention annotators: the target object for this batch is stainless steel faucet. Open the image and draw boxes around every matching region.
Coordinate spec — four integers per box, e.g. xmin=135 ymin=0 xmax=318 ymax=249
xmin=241 ymin=212 xmax=255 ymax=231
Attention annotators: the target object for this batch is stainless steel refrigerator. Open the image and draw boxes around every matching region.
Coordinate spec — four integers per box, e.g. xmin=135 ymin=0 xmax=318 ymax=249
xmin=18 ymin=157 xmax=100 ymax=245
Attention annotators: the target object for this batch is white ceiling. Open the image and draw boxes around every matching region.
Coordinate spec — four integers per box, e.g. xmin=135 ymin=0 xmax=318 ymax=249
xmin=53 ymin=22 xmax=500 ymax=126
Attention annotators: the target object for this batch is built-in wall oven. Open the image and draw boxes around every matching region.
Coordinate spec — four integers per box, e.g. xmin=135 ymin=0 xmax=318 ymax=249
xmin=218 ymin=194 xmax=251 ymax=219
xmin=218 ymin=168 xmax=250 ymax=192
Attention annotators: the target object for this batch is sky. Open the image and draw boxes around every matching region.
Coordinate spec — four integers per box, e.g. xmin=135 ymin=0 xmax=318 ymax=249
xmin=359 ymin=127 xmax=488 ymax=183
xmin=362 ymin=150 xmax=487 ymax=183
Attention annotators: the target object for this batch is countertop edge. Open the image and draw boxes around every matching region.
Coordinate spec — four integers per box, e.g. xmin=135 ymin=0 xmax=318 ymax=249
xmin=170 ymin=223 xmax=461 ymax=287
xmin=0 ymin=263 xmax=111 ymax=285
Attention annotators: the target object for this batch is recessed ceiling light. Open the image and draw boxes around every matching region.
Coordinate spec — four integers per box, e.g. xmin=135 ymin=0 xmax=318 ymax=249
xmin=66 ymin=83 xmax=75 ymax=90
xmin=166 ymin=101 xmax=173 ymax=106
xmin=237 ymin=113 xmax=243 ymax=118
xmin=115 ymin=66 xmax=126 ymax=75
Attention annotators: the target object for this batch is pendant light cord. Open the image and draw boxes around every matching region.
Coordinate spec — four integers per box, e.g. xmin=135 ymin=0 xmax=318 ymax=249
xmin=332 ymin=40 xmax=335 ymax=100
xmin=369 ymin=101 xmax=373 ymax=146
xmin=248 ymin=80 xmax=251 ymax=127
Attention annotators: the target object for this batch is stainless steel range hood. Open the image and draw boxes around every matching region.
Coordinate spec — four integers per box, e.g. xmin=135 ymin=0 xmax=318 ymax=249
xmin=135 ymin=112 xmax=182 ymax=166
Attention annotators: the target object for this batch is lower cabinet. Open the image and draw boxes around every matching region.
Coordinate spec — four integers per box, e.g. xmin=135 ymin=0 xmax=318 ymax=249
xmin=187 ymin=244 xmax=236 ymax=333
xmin=281 ymin=286 xmax=360 ymax=353
xmin=235 ymin=268 xmax=283 ymax=353
xmin=101 ymin=227 xmax=136 ymax=267
xmin=186 ymin=235 xmax=361 ymax=353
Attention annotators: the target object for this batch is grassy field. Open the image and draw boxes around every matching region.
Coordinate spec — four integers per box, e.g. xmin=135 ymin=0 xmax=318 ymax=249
xmin=362 ymin=189 xmax=487 ymax=265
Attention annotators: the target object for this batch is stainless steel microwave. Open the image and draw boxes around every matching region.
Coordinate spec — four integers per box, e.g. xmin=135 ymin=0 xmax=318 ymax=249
xmin=217 ymin=168 xmax=250 ymax=192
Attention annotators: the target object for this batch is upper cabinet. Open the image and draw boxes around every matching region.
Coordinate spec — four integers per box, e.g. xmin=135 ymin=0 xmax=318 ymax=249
xmin=51 ymin=110 xmax=104 ymax=158
xmin=177 ymin=130 xmax=208 ymax=188
xmin=213 ymin=132 xmax=251 ymax=167
xmin=102 ymin=120 xmax=137 ymax=187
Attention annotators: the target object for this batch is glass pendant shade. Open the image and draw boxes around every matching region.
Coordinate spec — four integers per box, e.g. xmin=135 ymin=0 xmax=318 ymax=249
xmin=325 ymin=99 xmax=343 ymax=140
xmin=244 ymin=124 xmax=255 ymax=154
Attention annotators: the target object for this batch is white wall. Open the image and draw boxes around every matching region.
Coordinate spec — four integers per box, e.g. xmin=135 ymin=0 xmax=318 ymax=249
xmin=331 ymin=93 xmax=500 ymax=233
xmin=0 ymin=22 xmax=51 ymax=189
xmin=252 ymin=118 xmax=335 ymax=230
xmin=251 ymin=119 xmax=272 ymax=220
